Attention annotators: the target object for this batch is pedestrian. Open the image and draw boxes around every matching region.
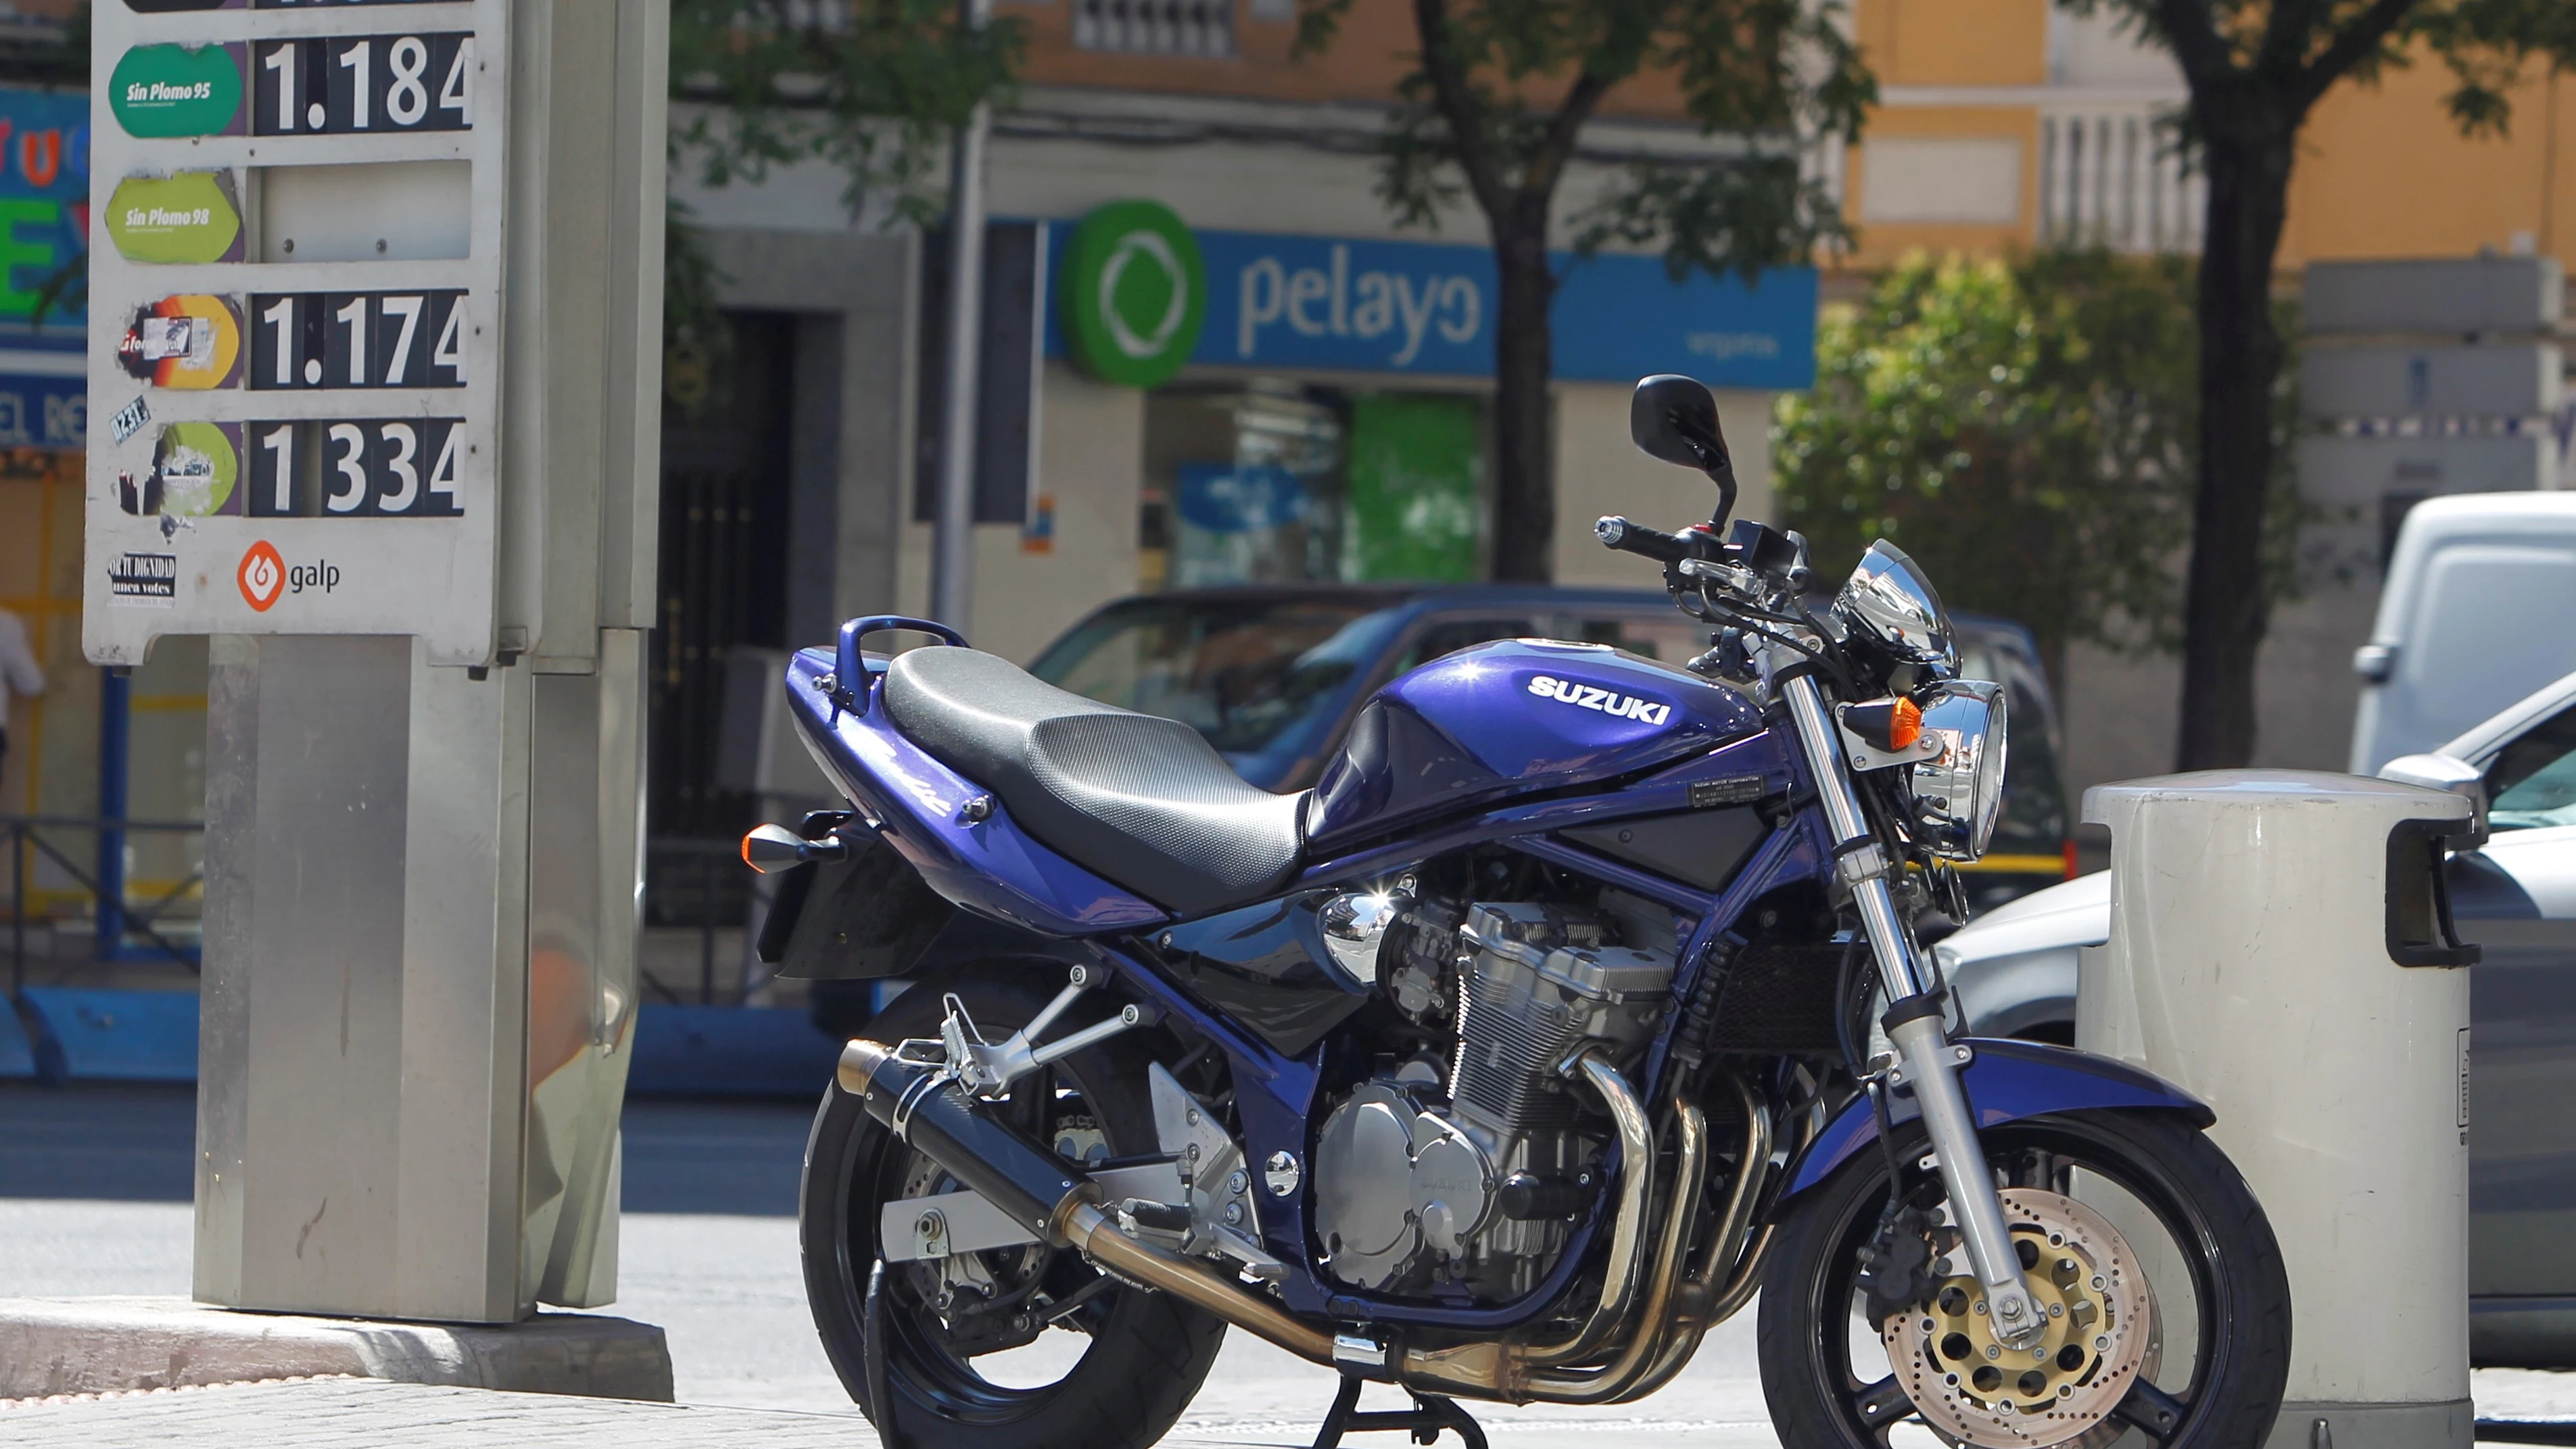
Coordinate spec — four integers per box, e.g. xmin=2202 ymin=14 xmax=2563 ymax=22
xmin=0 ymin=604 xmax=42 ymax=803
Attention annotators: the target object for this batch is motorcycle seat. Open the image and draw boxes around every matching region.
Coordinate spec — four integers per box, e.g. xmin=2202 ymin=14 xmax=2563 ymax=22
xmin=880 ymin=646 xmax=1307 ymax=917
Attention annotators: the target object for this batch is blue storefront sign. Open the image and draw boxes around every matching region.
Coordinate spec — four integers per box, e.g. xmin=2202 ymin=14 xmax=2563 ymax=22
xmin=0 ymin=86 xmax=89 ymax=450
xmin=1042 ymin=216 xmax=1815 ymax=391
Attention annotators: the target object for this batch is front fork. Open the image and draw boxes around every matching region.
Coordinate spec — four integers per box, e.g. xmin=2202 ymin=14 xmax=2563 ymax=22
xmin=1778 ymin=673 xmax=2047 ymax=1348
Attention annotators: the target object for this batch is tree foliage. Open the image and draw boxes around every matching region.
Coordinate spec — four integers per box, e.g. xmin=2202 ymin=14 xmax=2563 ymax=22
xmin=1775 ymin=250 xmax=2299 ymax=679
xmin=1295 ymin=0 xmax=1873 ymax=579
xmin=668 ymin=0 xmax=1024 ymax=224
xmin=2057 ymin=0 xmax=2576 ymax=767
xmin=661 ymin=0 xmax=1026 ymax=369
xmin=2068 ymin=0 xmax=2575 ymax=141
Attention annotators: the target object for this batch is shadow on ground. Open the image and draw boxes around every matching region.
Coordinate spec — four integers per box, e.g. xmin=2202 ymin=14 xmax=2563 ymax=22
xmin=0 ymin=1083 xmax=818 ymax=1215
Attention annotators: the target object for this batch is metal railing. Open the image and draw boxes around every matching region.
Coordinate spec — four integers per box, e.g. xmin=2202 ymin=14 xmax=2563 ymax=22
xmin=2037 ymin=103 xmax=2203 ymax=254
xmin=3 ymin=814 xmax=206 ymax=998
xmin=4 ymin=823 xmax=761 ymax=1008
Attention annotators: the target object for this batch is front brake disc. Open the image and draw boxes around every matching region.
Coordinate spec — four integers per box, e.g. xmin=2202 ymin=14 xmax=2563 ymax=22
xmin=1881 ymin=1188 xmax=2160 ymax=1448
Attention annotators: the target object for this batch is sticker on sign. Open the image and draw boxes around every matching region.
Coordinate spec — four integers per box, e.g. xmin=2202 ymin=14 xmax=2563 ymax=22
xmin=110 ymin=395 xmax=151 ymax=443
xmin=108 ymin=552 xmax=178 ymax=609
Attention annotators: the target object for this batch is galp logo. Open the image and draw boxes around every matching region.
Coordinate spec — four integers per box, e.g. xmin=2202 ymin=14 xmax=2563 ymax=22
xmin=237 ymin=540 xmax=285 ymax=612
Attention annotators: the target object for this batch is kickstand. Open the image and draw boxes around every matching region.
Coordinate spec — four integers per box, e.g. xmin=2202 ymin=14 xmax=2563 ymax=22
xmin=1310 ymin=1373 xmax=1489 ymax=1449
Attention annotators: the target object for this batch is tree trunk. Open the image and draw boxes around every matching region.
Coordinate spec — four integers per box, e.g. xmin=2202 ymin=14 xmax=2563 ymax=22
xmin=2176 ymin=123 xmax=2295 ymax=769
xmin=1489 ymin=214 xmax=1556 ymax=582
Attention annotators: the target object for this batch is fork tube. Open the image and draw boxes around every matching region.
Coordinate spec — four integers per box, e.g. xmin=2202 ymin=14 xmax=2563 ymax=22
xmin=1777 ymin=673 xmax=2045 ymax=1345
xmin=1778 ymin=676 xmax=1929 ymax=997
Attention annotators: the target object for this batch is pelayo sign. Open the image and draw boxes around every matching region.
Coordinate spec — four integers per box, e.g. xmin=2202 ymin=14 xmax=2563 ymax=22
xmin=1043 ymin=206 xmax=1817 ymax=391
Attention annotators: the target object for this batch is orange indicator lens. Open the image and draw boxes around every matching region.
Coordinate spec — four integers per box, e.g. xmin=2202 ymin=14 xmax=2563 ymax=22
xmin=1888 ymin=696 xmax=1923 ymax=750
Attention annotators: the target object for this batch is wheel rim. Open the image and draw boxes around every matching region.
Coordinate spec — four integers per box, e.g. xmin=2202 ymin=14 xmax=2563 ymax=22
xmin=1803 ymin=1118 xmax=2233 ymax=1448
xmin=836 ymin=1053 xmax=1137 ymax=1425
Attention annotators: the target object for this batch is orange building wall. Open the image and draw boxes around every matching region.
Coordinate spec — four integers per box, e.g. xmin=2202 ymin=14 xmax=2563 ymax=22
xmin=2285 ymin=57 xmax=2572 ymax=271
xmin=1014 ymin=0 xmax=1709 ymax=121
xmin=1855 ymin=0 xmax=2050 ymax=87
xmin=1838 ymin=0 xmax=2574 ymax=277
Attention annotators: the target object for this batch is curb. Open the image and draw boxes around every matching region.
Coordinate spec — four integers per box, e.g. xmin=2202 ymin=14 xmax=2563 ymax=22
xmin=0 ymin=1296 xmax=673 ymax=1402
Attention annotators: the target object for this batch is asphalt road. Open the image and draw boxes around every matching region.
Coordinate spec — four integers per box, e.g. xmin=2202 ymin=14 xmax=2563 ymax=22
xmin=6 ymin=1083 xmax=2575 ymax=1446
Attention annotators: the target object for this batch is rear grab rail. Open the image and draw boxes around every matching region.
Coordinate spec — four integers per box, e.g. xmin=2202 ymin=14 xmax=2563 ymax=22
xmin=832 ymin=616 xmax=968 ymax=716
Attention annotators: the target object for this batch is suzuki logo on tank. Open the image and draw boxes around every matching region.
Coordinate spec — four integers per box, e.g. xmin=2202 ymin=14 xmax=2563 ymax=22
xmin=1044 ymin=202 xmax=1817 ymax=390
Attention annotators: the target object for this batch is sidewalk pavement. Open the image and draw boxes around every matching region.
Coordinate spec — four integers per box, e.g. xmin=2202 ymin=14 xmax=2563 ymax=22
xmin=0 ymin=1377 xmax=893 ymax=1448
xmin=0 ymin=1375 xmax=1805 ymax=1449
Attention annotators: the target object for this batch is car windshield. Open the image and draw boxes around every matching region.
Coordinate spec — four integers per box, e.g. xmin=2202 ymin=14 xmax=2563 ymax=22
xmin=1029 ymin=596 xmax=1412 ymax=782
xmin=2486 ymin=700 xmax=2576 ymax=830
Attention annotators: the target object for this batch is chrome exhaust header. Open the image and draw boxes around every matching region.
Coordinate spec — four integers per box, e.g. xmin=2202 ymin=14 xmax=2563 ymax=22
xmin=835 ymin=1037 xmax=1721 ymax=1404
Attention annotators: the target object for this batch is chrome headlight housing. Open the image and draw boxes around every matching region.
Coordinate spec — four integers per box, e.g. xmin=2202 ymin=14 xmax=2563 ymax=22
xmin=1836 ymin=540 xmax=1959 ymax=671
xmin=1909 ymin=680 xmax=2007 ymax=861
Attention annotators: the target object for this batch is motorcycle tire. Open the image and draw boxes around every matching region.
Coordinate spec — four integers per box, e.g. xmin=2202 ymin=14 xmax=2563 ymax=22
xmin=1758 ymin=1108 xmax=2290 ymax=1448
xmin=801 ymin=965 xmax=1226 ymax=1449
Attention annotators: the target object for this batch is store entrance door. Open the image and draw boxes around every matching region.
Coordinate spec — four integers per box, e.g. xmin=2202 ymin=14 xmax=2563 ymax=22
xmin=650 ymin=312 xmax=796 ymax=957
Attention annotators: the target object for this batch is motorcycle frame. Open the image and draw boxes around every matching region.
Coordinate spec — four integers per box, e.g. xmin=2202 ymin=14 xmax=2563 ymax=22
xmin=786 ymin=640 xmax=2209 ymax=1338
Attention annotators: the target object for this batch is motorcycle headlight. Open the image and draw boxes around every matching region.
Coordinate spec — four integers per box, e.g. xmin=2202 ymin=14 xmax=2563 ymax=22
xmin=1909 ymin=680 xmax=2007 ymax=861
xmin=1835 ymin=541 xmax=1959 ymax=671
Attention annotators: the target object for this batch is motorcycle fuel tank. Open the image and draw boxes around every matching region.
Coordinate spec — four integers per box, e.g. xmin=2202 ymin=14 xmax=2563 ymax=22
xmin=1308 ymin=639 xmax=1762 ymax=847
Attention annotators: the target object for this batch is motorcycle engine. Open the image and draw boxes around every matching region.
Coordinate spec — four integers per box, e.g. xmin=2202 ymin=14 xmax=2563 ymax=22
xmin=1314 ymin=895 xmax=1677 ymax=1300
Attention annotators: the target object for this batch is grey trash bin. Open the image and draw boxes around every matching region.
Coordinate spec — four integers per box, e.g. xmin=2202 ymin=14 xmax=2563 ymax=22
xmin=2080 ymin=770 xmax=2479 ymax=1449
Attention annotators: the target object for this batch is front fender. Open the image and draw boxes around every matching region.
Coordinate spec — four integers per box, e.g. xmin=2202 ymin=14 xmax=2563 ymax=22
xmin=1777 ymin=1039 xmax=2212 ymax=1206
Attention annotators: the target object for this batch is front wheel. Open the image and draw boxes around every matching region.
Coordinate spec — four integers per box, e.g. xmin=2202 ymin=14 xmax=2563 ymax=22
xmin=1759 ymin=1110 xmax=2290 ymax=1448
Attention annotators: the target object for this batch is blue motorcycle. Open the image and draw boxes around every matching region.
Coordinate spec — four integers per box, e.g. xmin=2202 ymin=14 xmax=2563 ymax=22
xmin=746 ymin=375 xmax=2290 ymax=1449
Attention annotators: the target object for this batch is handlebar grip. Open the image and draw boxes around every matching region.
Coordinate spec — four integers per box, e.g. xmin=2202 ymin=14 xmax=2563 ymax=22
xmin=1594 ymin=515 xmax=1693 ymax=564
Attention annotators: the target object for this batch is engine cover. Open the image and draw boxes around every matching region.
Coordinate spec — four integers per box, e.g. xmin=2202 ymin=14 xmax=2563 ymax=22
xmin=1313 ymin=1081 xmax=1495 ymax=1290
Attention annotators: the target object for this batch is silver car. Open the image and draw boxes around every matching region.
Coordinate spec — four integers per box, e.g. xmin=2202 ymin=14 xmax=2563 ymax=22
xmin=1941 ymin=667 xmax=2576 ymax=1365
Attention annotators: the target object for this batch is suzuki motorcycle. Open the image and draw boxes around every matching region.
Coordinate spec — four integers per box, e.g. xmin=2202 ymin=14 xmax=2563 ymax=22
xmin=744 ymin=374 xmax=2291 ymax=1449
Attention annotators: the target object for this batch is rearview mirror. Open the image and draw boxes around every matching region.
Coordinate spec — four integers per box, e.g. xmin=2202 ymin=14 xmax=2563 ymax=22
xmin=1630 ymin=373 xmax=1737 ymax=525
xmin=2377 ymin=752 xmax=2489 ymax=845
xmin=1631 ymin=373 xmax=1725 ymax=470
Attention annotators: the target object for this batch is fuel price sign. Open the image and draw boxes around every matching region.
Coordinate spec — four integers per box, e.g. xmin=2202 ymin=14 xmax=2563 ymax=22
xmin=85 ymin=0 xmax=509 ymax=668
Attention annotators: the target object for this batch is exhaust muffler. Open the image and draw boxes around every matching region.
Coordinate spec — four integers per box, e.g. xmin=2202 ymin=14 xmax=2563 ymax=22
xmin=836 ymin=1039 xmax=1339 ymax=1364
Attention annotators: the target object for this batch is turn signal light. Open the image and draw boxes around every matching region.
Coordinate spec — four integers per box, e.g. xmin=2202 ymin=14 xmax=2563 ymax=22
xmin=1844 ymin=696 xmax=1924 ymax=753
xmin=742 ymin=824 xmax=811 ymax=874
xmin=1888 ymin=696 xmax=1923 ymax=749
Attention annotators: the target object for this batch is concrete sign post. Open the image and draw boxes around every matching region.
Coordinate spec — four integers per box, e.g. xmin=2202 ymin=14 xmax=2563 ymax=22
xmin=87 ymin=0 xmax=667 ymax=1327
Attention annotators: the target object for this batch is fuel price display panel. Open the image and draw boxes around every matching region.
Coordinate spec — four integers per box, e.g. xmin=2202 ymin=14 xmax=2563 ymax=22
xmin=87 ymin=0 xmax=507 ymax=665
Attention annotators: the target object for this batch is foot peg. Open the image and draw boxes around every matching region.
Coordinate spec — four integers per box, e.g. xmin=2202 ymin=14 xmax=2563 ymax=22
xmin=1311 ymin=1374 xmax=1487 ymax=1449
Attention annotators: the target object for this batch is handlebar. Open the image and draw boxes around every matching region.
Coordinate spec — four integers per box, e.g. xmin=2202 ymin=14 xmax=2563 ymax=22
xmin=1593 ymin=515 xmax=1699 ymax=564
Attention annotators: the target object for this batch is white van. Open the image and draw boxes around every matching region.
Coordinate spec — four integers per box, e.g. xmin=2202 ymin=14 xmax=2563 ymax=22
xmin=2350 ymin=492 xmax=2576 ymax=774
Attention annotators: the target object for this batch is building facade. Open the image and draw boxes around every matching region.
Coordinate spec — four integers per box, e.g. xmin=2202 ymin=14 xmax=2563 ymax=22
xmin=1834 ymin=0 xmax=2573 ymax=801
xmin=659 ymin=0 xmax=1824 ymax=858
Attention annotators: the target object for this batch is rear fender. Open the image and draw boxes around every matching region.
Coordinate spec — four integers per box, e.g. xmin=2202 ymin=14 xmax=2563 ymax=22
xmin=1776 ymin=1039 xmax=2212 ymax=1207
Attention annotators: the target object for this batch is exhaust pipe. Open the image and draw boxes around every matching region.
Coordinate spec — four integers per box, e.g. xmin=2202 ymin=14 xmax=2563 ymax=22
xmin=837 ymin=1039 xmax=1339 ymax=1366
xmin=839 ymin=1039 xmax=1095 ymax=1244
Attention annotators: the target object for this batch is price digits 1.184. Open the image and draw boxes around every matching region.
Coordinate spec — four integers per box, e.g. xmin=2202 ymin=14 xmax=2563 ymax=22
xmin=256 ymin=33 xmax=473 ymax=136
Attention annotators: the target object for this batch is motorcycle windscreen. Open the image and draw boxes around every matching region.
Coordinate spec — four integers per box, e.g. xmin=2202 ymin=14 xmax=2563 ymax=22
xmin=760 ymin=833 xmax=959 ymax=980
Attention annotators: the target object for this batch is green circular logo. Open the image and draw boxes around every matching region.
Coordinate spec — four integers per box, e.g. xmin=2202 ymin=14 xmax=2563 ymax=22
xmin=1062 ymin=200 xmax=1205 ymax=388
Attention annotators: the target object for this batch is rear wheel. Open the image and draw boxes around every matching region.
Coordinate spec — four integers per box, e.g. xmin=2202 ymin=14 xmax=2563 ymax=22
xmin=800 ymin=966 xmax=1225 ymax=1449
xmin=1758 ymin=1110 xmax=2289 ymax=1448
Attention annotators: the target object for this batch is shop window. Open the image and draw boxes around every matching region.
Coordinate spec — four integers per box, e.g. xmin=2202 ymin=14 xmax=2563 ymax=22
xmin=1139 ymin=380 xmax=1488 ymax=591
